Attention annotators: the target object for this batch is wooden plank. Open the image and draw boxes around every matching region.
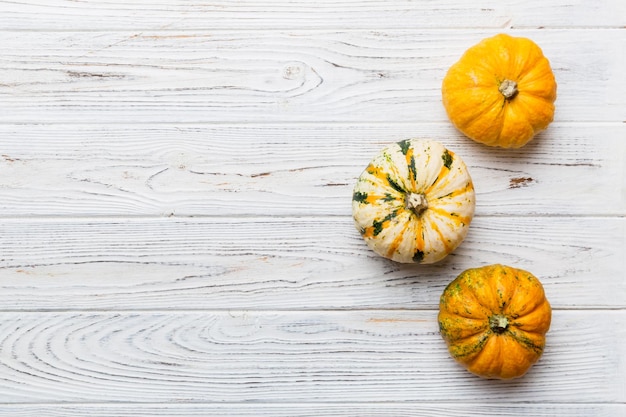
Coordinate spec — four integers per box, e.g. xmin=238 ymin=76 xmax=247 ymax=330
xmin=0 ymin=29 xmax=623 ymax=124
xmin=0 ymin=1 xmax=622 ymax=415
xmin=0 ymin=404 xmax=624 ymax=417
xmin=0 ymin=123 xmax=623 ymax=217
xmin=1 ymin=0 xmax=624 ymax=30
xmin=0 ymin=217 xmax=623 ymax=310
xmin=0 ymin=310 xmax=623 ymax=403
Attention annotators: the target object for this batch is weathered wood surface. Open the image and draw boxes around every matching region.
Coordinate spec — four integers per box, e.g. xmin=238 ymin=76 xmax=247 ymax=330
xmin=0 ymin=311 xmax=624 ymax=403
xmin=0 ymin=0 xmax=624 ymax=415
xmin=1 ymin=0 xmax=625 ymax=30
xmin=0 ymin=123 xmax=624 ymax=217
xmin=0 ymin=30 xmax=624 ymax=124
xmin=0 ymin=217 xmax=624 ymax=310
xmin=1 ymin=404 xmax=625 ymax=417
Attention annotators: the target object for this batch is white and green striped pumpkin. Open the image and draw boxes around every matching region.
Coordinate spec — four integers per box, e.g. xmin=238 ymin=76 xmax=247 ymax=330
xmin=352 ymin=139 xmax=475 ymax=264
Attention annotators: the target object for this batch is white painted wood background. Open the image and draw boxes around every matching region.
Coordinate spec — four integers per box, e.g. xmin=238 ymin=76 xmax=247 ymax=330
xmin=0 ymin=1 xmax=625 ymax=416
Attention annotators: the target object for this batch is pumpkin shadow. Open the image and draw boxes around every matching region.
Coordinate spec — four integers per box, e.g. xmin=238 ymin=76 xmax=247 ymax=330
xmin=470 ymin=363 xmax=546 ymax=390
xmin=458 ymin=126 xmax=554 ymax=162
xmin=377 ymin=252 xmax=469 ymax=307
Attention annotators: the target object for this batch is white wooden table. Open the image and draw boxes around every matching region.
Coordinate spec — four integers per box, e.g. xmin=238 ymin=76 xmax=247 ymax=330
xmin=1 ymin=1 xmax=624 ymax=416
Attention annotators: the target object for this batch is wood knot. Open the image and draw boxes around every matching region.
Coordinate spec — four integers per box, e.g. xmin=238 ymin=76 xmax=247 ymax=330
xmin=509 ymin=177 xmax=534 ymax=189
xmin=282 ymin=63 xmax=304 ymax=80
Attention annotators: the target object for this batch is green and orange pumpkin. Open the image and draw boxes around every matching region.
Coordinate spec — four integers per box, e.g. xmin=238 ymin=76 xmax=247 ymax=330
xmin=438 ymin=264 xmax=552 ymax=379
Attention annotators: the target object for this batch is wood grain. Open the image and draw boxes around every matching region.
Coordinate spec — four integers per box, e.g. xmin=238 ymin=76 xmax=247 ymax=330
xmin=1 ymin=217 xmax=623 ymax=310
xmin=0 ymin=310 xmax=624 ymax=403
xmin=1 ymin=30 xmax=623 ymax=124
xmin=1 ymin=0 xmax=624 ymax=30
xmin=1 ymin=1 xmax=624 ymax=414
xmin=1 ymin=404 xmax=624 ymax=417
xmin=0 ymin=123 xmax=623 ymax=217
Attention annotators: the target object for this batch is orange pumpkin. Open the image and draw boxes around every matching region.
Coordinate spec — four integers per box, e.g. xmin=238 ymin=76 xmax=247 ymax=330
xmin=442 ymin=34 xmax=557 ymax=148
xmin=438 ymin=264 xmax=552 ymax=379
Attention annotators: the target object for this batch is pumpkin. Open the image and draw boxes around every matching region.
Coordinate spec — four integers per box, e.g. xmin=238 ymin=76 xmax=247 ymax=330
xmin=352 ymin=139 xmax=475 ymax=264
xmin=442 ymin=33 xmax=557 ymax=148
xmin=438 ymin=264 xmax=552 ymax=379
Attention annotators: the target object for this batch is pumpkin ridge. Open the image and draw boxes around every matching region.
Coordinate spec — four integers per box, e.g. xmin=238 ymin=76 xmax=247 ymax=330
xmin=505 ymin=329 xmax=544 ymax=355
xmin=441 ymin=286 xmax=491 ymax=320
xmin=442 ymin=308 xmax=484 ymax=321
xmin=369 ymin=194 xmax=395 ymax=205
xmin=480 ymin=99 xmax=508 ymax=146
xmin=427 ymin=218 xmax=452 ymax=254
xmin=459 ymin=270 xmax=501 ymax=315
xmin=489 ymin=264 xmax=518 ymax=312
xmin=462 ymin=333 xmax=495 ymax=363
xmin=449 ymin=91 xmax=505 ymax=146
xmin=450 ymin=332 xmax=491 ymax=361
xmin=485 ymin=264 xmax=518 ymax=312
xmin=503 ymin=274 xmax=549 ymax=318
xmin=385 ymin=212 xmax=413 ymax=258
xmin=412 ymin=217 xmax=426 ymax=254
xmin=465 ymin=335 xmax=507 ymax=378
xmin=407 ymin=152 xmax=418 ymax=191
xmin=361 ymin=193 xmax=398 ymax=206
xmin=386 ymin=174 xmax=405 ymax=193
xmin=516 ymin=55 xmax=555 ymax=86
xmin=363 ymin=164 xmax=395 ymax=190
xmin=389 ymin=146 xmax=418 ymax=192
xmin=507 ymin=302 xmax=552 ymax=334
xmin=439 ymin=317 xmax=488 ymax=343
xmin=395 ymin=140 xmax=418 ymax=187
xmin=429 ymin=179 xmax=474 ymax=202
xmin=365 ymin=162 xmax=405 ymax=195
xmin=369 ymin=209 xmax=400 ymax=238
xmin=423 ymin=159 xmax=452 ymax=196
xmin=503 ymin=286 xmax=535 ymax=318
xmin=427 ymin=206 xmax=471 ymax=228
xmin=511 ymin=94 xmax=555 ymax=133
xmin=508 ymin=322 xmax=547 ymax=337
xmin=353 ymin=191 xmax=401 ymax=206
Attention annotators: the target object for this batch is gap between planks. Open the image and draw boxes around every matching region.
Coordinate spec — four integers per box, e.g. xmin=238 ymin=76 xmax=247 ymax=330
xmin=0 ymin=27 xmax=624 ymax=33
xmin=0 ymin=214 xmax=623 ymax=221
xmin=0 ymin=121 xmax=623 ymax=126
xmin=0 ymin=308 xmax=623 ymax=314
xmin=3 ymin=399 xmax=620 ymax=408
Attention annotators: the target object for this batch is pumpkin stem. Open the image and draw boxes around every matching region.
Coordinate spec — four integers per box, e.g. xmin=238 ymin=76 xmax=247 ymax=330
xmin=489 ymin=314 xmax=509 ymax=334
xmin=498 ymin=79 xmax=518 ymax=99
xmin=406 ymin=193 xmax=428 ymax=217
